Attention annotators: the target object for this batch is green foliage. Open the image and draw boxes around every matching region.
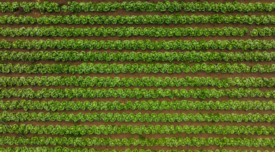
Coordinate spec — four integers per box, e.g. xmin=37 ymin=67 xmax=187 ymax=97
xmin=0 ymin=87 xmax=274 ymax=99
xmin=1 ymin=51 xmax=274 ymax=62
xmin=0 ymin=147 xmax=273 ymax=152
xmin=1 ymin=1 xmax=275 ymax=13
xmin=0 ymin=76 xmax=275 ymax=88
xmin=1 ymin=100 xmax=274 ymax=111
xmin=0 ymin=2 xmax=19 ymax=12
xmin=0 ymin=26 xmax=248 ymax=37
xmin=1 ymin=14 xmax=275 ymax=25
xmin=0 ymin=39 xmax=275 ymax=51
xmin=67 ymin=1 xmax=275 ymax=13
xmin=1 ymin=110 xmax=275 ymax=123
xmin=251 ymin=27 xmax=275 ymax=37
xmin=1 ymin=123 xmax=275 ymax=136
xmin=0 ymin=135 xmax=274 ymax=147
xmin=20 ymin=1 xmax=59 ymax=12
xmin=0 ymin=63 xmax=275 ymax=74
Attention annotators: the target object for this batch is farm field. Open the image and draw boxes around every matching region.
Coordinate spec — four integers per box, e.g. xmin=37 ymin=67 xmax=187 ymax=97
xmin=0 ymin=0 xmax=275 ymax=151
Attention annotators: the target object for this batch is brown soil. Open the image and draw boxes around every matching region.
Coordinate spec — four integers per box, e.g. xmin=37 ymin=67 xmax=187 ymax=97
xmin=1 ymin=0 xmax=275 ymax=151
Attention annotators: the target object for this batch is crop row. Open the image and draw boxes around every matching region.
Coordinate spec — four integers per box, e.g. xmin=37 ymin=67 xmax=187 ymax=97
xmin=0 ymin=147 xmax=271 ymax=152
xmin=2 ymin=26 xmax=275 ymax=37
xmin=1 ymin=1 xmax=275 ymax=13
xmin=0 ymin=26 xmax=250 ymax=37
xmin=1 ymin=51 xmax=274 ymax=63
xmin=1 ymin=76 xmax=274 ymax=88
xmin=1 ymin=39 xmax=273 ymax=51
xmin=1 ymin=111 xmax=275 ymax=123
xmin=1 ymin=14 xmax=275 ymax=25
xmin=1 ymin=100 xmax=274 ymax=111
xmin=1 ymin=136 xmax=275 ymax=147
xmin=1 ymin=124 xmax=274 ymax=136
xmin=1 ymin=63 xmax=275 ymax=74
xmin=251 ymin=27 xmax=275 ymax=37
xmin=1 ymin=88 xmax=274 ymax=99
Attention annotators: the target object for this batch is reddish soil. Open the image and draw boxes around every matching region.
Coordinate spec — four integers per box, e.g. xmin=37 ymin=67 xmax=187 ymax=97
xmin=0 ymin=0 xmax=275 ymax=151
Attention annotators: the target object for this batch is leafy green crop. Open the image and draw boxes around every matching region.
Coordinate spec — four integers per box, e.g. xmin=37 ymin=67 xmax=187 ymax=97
xmin=1 ymin=14 xmax=275 ymax=25
xmin=0 ymin=26 xmax=248 ymax=37
xmin=0 ymin=76 xmax=275 ymax=88
xmin=0 ymin=135 xmax=274 ymax=147
xmin=0 ymin=39 xmax=275 ymax=51
xmin=67 ymin=1 xmax=275 ymax=13
xmin=0 ymin=2 xmax=19 ymax=12
xmin=1 ymin=51 xmax=274 ymax=62
xmin=1 ymin=100 xmax=274 ymax=111
xmin=1 ymin=1 xmax=275 ymax=13
xmin=0 ymin=87 xmax=274 ymax=99
xmin=250 ymin=27 xmax=275 ymax=37
xmin=0 ymin=147 xmax=272 ymax=152
xmin=20 ymin=1 xmax=60 ymax=12
xmin=1 ymin=123 xmax=275 ymax=136
xmin=1 ymin=111 xmax=275 ymax=123
xmin=0 ymin=63 xmax=274 ymax=74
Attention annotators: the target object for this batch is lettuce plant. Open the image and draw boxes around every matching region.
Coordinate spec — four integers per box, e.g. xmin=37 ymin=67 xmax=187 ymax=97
xmin=0 ymin=39 xmax=275 ymax=51
xmin=0 ymin=76 xmax=274 ymax=88
xmin=0 ymin=147 xmax=272 ymax=152
xmin=0 ymin=26 xmax=249 ymax=37
xmin=1 ymin=111 xmax=275 ymax=123
xmin=1 ymin=124 xmax=274 ymax=136
xmin=0 ymin=88 xmax=274 ymax=99
xmin=1 ymin=100 xmax=274 ymax=111
xmin=1 ymin=14 xmax=275 ymax=25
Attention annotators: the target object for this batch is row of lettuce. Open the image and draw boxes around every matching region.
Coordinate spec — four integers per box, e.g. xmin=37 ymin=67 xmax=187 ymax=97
xmin=1 ymin=123 xmax=275 ymax=135
xmin=0 ymin=136 xmax=275 ymax=147
xmin=1 ymin=51 xmax=274 ymax=62
xmin=1 ymin=63 xmax=275 ymax=74
xmin=1 ymin=1 xmax=275 ymax=13
xmin=0 ymin=39 xmax=274 ymax=51
xmin=1 ymin=14 xmax=275 ymax=25
xmin=1 ymin=100 xmax=274 ymax=111
xmin=0 ymin=76 xmax=274 ymax=88
xmin=1 ymin=26 xmax=274 ymax=37
xmin=0 ymin=88 xmax=274 ymax=99
xmin=0 ymin=147 xmax=271 ymax=152
xmin=0 ymin=148 xmax=269 ymax=152
xmin=1 ymin=111 xmax=275 ymax=123
xmin=0 ymin=27 xmax=252 ymax=37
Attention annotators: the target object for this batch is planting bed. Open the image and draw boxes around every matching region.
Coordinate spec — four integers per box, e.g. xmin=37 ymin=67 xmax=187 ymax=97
xmin=0 ymin=0 xmax=275 ymax=151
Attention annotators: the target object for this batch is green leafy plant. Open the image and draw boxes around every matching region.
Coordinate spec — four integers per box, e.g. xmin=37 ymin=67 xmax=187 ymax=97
xmin=0 ymin=76 xmax=274 ymax=88
xmin=1 ymin=14 xmax=275 ymax=25
xmin=1 ymin=110 xmax=275 ymax=123
xmin=251 ymin=27 xmax=275 ymax=37
xmin=0 ymin=26 xmax=248 ymax=37
xmin=1 ymin=100 xmax=274 ymax=111
xmin=0 ymin=87 xmax=274 ymax=99
xmin=0 ymin=63 xmax=274 ymax=74
xmin=0 ymin=135 xmax=274 ymax=147
xmin=0 ymin=2 xmax=19 ymax=12
xmin=0 ymin=39 xmax=274 ymax=51
xmin=1 ymin=123 xmax=274 ymax=136
xmin=2 ymin=1 xmax=275 ymax=13
xmin=0 ymin=147 xmax=272 ymax=152
xmin=1 ymin=51 xmax=274 ymax=62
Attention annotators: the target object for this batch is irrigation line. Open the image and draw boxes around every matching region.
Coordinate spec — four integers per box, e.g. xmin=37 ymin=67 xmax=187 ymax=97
xmin=0 ymin=120 xmax=40 ymax=147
